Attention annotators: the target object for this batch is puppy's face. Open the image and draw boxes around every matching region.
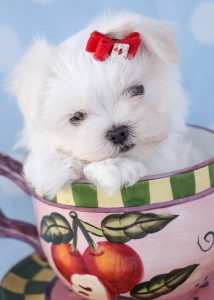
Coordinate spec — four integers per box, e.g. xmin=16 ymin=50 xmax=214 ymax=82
xmin=10 ymin=13 xmax=184 ymax=162
xmin=42 ymin=52 xmax=171 ymax=162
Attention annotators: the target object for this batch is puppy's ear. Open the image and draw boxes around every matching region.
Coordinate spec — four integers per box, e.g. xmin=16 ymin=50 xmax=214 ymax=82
xmin=8 ymin=38 xmax=54 ymax=124
xmin=139 ymin=18 xmax=179 ymax=64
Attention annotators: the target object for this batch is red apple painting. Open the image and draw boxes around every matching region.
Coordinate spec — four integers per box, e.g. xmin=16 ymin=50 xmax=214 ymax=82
xmin=51 ymin=243 xmax=87 ymax=282
xmin=83 ymin=241 xmax=143 ymax=294
xmin=40 ymin=211 xmax=199 ymax=300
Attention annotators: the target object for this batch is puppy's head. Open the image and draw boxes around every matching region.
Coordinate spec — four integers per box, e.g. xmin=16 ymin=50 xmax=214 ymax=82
xmin=9 ymin=13 xmax=187 ymax=162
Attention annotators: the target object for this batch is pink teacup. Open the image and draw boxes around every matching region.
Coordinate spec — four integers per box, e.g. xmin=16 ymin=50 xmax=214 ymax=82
xmin=0 ymin=125 xmax=214 ymax=300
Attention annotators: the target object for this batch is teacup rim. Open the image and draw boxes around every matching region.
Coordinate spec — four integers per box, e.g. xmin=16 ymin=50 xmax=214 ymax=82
xmin=33 ymin=186 xmax=214 ymax=212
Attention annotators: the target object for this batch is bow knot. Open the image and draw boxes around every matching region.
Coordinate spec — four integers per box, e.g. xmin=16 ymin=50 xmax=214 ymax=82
xmin=86 ymin=31 xmax=141 ymax=61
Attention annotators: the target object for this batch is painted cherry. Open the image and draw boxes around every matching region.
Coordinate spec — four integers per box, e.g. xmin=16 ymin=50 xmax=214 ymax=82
xmin=51 ymin=243 xmax=87 ymax=282
xmin=83 ymin=241 xmax=144 ymax=294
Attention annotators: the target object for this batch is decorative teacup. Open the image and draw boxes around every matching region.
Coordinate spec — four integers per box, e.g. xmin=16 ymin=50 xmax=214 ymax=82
xmin=0 ymin=125 xmax=214 ymax=300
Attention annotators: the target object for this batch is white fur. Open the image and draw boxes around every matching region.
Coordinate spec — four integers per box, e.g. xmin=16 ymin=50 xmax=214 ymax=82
xmin=9 ymin=12 xmax=191 ymax=197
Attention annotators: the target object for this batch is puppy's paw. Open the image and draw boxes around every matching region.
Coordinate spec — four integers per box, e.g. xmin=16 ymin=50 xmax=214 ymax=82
xmin=24 ymin=154 xmax=84 ymax=198
xmin=84 ymin=160 xmax=122 ymax=193
xmin=84 ymin=158 xmax=147 ymax=194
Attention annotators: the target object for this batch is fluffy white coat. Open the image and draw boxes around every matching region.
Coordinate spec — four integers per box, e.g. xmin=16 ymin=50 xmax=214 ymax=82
xmin=9 ymin=12 xmax=191 ymax=197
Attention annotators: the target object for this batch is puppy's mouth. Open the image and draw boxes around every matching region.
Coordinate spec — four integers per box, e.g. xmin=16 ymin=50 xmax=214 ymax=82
xmin=119 ymin=143 xmax=135 ymax=153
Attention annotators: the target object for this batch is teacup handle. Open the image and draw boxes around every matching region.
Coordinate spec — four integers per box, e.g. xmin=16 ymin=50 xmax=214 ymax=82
xmin=0 ymin=210 xmax=45 ymax=259
xmin=0 ymin=153 xmax=32 ymax=196
xmin=0 ymin=153 xmax=45 ymax=259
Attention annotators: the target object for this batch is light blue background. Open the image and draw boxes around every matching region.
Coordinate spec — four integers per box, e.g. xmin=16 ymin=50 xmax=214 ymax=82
xmin=0 ymin=0 xmax=214 ymax=279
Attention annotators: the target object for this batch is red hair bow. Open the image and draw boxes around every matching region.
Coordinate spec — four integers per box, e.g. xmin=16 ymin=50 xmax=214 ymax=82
xmin=86 ymin=31 xmax=141 ymax=61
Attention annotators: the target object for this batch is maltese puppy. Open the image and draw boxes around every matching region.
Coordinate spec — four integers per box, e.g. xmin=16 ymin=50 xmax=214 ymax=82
xmin=9 ymin=12 xmax=190 ymax=197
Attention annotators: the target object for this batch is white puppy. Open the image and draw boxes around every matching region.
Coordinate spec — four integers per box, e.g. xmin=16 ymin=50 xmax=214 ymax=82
xmin=9 ymin=12 xmax=190 ymax=197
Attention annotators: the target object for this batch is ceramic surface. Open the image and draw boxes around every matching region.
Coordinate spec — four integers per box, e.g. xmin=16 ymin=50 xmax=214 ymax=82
xmin=34 ymin=190 xmax=214 ymax=300
xmin=1 ymin=254 xmax=213 ymax=300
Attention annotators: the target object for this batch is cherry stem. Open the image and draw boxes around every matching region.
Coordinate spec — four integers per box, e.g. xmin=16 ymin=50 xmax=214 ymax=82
xmin=72 ymin=217 xmax=78 ymax=252
xmin=69 ymin=212 xmax=98 ymax=251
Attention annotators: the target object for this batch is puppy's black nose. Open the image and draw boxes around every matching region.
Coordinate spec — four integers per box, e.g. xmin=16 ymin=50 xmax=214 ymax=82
xmin=106 ymin=126 xmax=129 ymax=144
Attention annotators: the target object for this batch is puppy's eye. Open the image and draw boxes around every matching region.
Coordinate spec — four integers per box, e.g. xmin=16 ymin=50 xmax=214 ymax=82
xmin=69 ymin=111 xmax=87 ymax=125
xmin=127 ymin=84 xmax=144 ymax=97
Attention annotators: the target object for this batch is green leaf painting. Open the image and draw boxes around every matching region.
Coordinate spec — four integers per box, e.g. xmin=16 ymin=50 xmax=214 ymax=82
xmin=131 ymin=264 xmax=198 ymax=299
xmin=80 ymin=220 xmax=104 ymax=237
xmin=40 ymin=212 xmax=73 ymax=244
xmin=101 ymin=212 xmax=178 ymax=244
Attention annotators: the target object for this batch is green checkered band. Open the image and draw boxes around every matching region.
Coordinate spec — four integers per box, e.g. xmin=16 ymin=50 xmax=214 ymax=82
xmin=39 ymin=163 xmax=214 ymax=208
xmin=0 ymin=254 xmax=55 ymax=300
